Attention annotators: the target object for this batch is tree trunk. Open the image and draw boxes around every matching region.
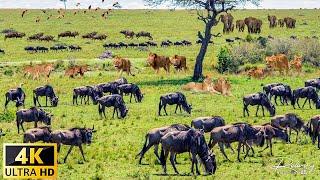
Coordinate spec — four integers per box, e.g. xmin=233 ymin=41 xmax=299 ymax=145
xmin=193 ymin=20 xmax=214 ymax=81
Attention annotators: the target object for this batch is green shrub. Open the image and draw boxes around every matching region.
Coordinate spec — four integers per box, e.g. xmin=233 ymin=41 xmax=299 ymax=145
xmin=245 ymin=34 xmax=254 ymax=42
xmin=216 ymin=47 xmax=239 ymax=73
xmin=230 ymin=42 xmax=266 ymax=64
xmin=4 ymin=69 xmax=14 ymax=76
xmin=266 ymin=38 xmax=296 ymax=58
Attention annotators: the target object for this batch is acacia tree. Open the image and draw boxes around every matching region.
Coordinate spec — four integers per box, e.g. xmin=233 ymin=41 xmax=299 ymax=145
xmin=144 ymin=0 xmax=260 ymax=80
xmin=60 ymin=0 xmax=67 ymax=10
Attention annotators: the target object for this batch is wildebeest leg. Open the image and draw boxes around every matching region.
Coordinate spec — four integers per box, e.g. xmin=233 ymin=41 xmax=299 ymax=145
xmin=112 ymin=107 xmax=116 ymax=119
xmin=243 ymin=104 xmax=249 ymax=117
xmin=191 ymin=152 xmax=200 ymax=175
xmin=170 ymin=153 xmax=179 ymax=174
xmin=318 ymin=134 xmax=320 ymax=149
xmin=309 ymin=98 xmax=312 ymax=109
xmin=179 ymin=105 xmax=182 ymax=113
xmin=237 ymin=142 xmax=242 ymax=162
xmin=163 ymin=105 xmax=168 ymax=116
xmin=46 ymin=96 xmax=48 ymax=107
xmin=20 ymin=122 xmax=25 ymax=132
xmin=153 ymin=144 xmax=160 ymax=163
xmin=4 ymin=96 xmax=9 ymax=109
xmin=102 ymin=106 xmax=106 ymax=119
xmin=63 ymin=145 xmax=74 ymax=163
xmin=34 ymin=121 xmax=38 ymax=128
xmin=78 ymin=145 xmax=86 ymax=162
xmin=174 ymin=104 xmax=178 ymax=114
xmin=256 ymin=105 xmax=260 ymax=117
xmin=274 ymin=96 xmax=278 ymax=105
xmin=243 ymin=143 xmax=251 ymax=159
xmin=297 ymin=98 xmax=301 ymax=108
xmin=161 ymin=149 xmax=169 ymax=174
xmin=218 ymin=142 xmax=230 ymax=161
xmin=158 ymin=101 xmax=162 ymax=116
xmin=302 ymin=98 xmax=308 ymax=109
xmin=130 ymin=93 xmax=133 ymax=103
xmin=294 ymin=129 xmax=299 ymax=142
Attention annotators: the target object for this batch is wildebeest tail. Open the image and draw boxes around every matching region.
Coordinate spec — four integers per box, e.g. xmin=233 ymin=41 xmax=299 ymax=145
xmin=136 ymin=134 xmax=149 ymax=158
xmin=98 ymin=104 xmax=103 ymax=116
xmin=33 ymin=92 xmax=37 ymax=106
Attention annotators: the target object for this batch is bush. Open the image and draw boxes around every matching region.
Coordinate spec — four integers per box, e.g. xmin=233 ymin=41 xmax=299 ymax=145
xmin=230 ymin=42 xmax=266 ymax=64
xmin=245 ymin=34 xmax=254 ymax=42
xmin=266 ymin=38 xmax=296 ymax=59
xmin=298 ymin=39 xmax=320 ymax=66
xmin=216 ymin=47 xmax=239 ymax=73
xmin=4 ymin=69 xmax=14 ymax=76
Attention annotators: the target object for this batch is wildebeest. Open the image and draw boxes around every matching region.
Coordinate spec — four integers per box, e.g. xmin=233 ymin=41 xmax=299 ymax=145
xmin=16 ymin=107 xmax=52 ymax=134
xmin=73 ymin=86 xmax=102 ymax=105
xmin=120 ymin=30 xmax=135 ymax=39
xmin=246 ymin=124 xmax=289 ymax=155
xmin=147 ymin=53 xmax=171 ymax=73
xmin=4 ymin=32 xmax=26 ymax=40
xmin=271 ymin=113 xmax=307 ymax=142
xmin=269 ymin=84 xmax=293 ymax=106
xmin=92 ymin=34 xmax=107 ymax=40
xmin=23 ymin=126 xmax=52 ymax=143
xmin=161 ymin=40 xmax=172 ymax=47
xmin=50 ymin=126 xmax=95 ymax=163
xmin=208 ymin=123 xmax=265 ymax=162
xmin=36 ymin=46 xmax=49 ymax=53
xmin=117 ymin=83 xmax=143 ymax=103
xmin=58 ymin=31 xmax=79 ymax=38
xmin=5 ymin=86 xmax=26 ymax=108
xmin=236 ymin=20 xmax=245 ymax=32
xmin=305 ymin=78 xmax=320 ymax=90
xmin=160 ymin=129 xmax=216 ymax=175
xmin=136 ymin=31 xmax=153 ymax=40
xmin=69 ymin=45 xmax=82 ymax=51
xmin=24 ymin=46 xmax=37 ymax=53
xmin=158 ymin=92 xmax=192 ymax=116
xmin=82 ymin=32 xmax=97 ymax=39
xmin=136 ymin=124 xmax=190 ymax=164
xmin=39 ymin=35 xmax=54 ymax=41
xmin=243 ymin=92 xmax=276 ymax=117
xmin=292 ymin=86 xmax=320 ymax=109
xmin=97 ymin=95 xmax=128 ymax=119
xmin=263 ymin=83 xmax=284 ymax=98
xmin=33 ymin=85 xmax=59 ymax=107
xmin=28 ymin=32 xmax=44 ymax=40
xmin=307 ymin=115 xmax=320 ymax=148
xmin=191 ymin=116 xmax=225 ymax=133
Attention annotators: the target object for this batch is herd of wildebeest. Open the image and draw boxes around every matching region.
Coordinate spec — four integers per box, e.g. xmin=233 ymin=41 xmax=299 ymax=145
xmin=0 ymin=13 xmax=300 ymax=55
xmin=3 ymin=73 xmax=320 ymax=175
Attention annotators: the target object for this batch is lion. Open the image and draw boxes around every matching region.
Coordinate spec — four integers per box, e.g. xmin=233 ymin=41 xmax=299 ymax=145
xmin=147 ymin=53 xmax=171 ymax=73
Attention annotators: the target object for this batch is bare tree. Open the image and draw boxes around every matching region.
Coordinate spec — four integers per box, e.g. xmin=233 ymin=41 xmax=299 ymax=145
xmin=144 ymin=0 xmax=260 ymax=80
xmin=60 ymin=0 xmax=67 ymax=10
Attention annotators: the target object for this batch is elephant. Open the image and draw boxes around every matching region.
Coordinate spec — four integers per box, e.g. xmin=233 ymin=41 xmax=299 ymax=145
xmin=268 ymin=15 xmax=277 ymax=28
xmin=278 ymin=19 xmax=285 ymax=27
xmin=245 ymin=17 xmax=262 ymax=34
xmin=284 ymin=17 xmax=296 ymax=29
xmin=219 ymin=13 xmax=234 ymax=34
xmin=236 ymin=20 xmax=245 ymax=32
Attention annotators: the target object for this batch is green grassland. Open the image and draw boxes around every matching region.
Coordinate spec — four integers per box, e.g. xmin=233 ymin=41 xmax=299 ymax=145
xmin=0 ymin=9 xmax=320 ymax=179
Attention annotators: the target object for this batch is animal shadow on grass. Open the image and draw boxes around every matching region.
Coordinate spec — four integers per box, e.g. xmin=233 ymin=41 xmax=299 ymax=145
xmin=138 ymin=78 xmax=192 ymax=87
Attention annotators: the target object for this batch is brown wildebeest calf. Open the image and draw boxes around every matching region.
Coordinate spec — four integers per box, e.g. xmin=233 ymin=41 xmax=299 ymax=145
xmin=147 ymin=53 xmax=171 ymax=73
xmin=136 ymin=124 xmax=190 ymax=164
xmin=191 ymin=116 xmax=225 ymax=133
xmin=23 ymin=126 xmax=52 ymax=143
xmin=160 ymin=129 xmax=216 ymax=175
xmin=208 ymin=123 xmax=265 ymax=162
xmin=245 ymin=124 xmax=289 ymax=156
xmin=271 ymin=113 xmax=307 ymax=143
xmin=50 ymin=126 xmax=96 ymax=163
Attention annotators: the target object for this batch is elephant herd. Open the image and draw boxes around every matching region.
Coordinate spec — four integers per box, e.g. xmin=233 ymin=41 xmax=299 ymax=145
xmin=219 ymin=13 xmax=297 ymax=34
